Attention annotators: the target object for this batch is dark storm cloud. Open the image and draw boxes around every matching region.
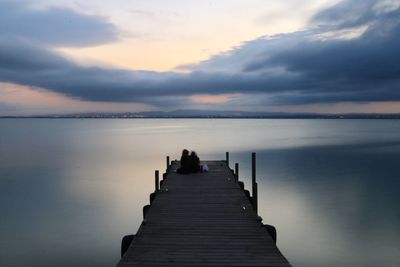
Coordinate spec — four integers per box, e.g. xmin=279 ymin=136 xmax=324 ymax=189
xmin=240 ymin=1 xmax=400 ymax=104
xmin=0 ymin=38 xmax=304 ymax=102
xmin=310 ymin=0 xmax=400 ymax=29
xmin=310 ymin=0 xmax=379 ymax=29
xmin=0 ymin=39 xmax=162 ymax=101
xmin=1 ymin=0 xmax=400 ymax=106
xmin=0 ymin=1 xmax=118 ymax=47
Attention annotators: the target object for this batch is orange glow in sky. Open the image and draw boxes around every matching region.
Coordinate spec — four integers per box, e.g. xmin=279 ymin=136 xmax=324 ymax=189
xmin=190 ymin=94 xmax=238 ymax=104
xmin=0 ymin=83 xmax=153 ymax=115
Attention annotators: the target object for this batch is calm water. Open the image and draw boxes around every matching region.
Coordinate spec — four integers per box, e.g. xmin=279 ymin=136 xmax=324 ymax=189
xmin=0 ymin=119 xmax=399 ymax=267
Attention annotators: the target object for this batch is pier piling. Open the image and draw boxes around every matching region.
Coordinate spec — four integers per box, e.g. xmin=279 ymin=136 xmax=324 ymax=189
xmin=154 ymin=170 xmax=159 ymax=192
xmin=251 ymin=152 xmax=258 ymax=213
xmin=235 ymin=162 xmax=239 ymax=182
xmin=166 ymin=156 xmax=170 ymax=170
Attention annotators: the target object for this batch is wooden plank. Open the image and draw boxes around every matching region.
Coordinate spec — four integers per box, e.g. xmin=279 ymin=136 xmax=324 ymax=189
xmin=117 ymin=160 xmax=291 ymax=267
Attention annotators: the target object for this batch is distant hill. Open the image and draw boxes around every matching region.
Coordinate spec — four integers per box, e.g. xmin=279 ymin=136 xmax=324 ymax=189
xmin=2 ymin=110 xmax=400 ymax=119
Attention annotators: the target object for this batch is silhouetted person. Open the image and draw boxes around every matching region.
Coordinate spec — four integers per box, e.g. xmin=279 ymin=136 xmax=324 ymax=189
xmin=177 ymin=149 xmax=201 ymax=174
xmin=190 ymin=151 xmax=200 ymax=173
xmin=177 ymin=149 xmax=191 ymax=174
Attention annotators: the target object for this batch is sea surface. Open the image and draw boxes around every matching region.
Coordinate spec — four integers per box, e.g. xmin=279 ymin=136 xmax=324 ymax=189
xmin=0 ymin=119 xmax=399 ymax=267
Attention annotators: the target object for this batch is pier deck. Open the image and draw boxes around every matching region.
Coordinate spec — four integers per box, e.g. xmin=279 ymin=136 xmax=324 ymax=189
xmin=117 ymin=160 xmax=291 ymax=266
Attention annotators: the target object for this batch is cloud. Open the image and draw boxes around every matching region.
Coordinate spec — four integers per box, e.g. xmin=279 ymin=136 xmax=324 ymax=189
xmin=310 ymin=0 xmax=400 ymax=29
xmin=0 ymin=1 xmax=118 ymax=47
xmin=0 ymin=82 xmax=153 ymax=115
xmin=239 ymin=1 xmax=400 ymax=104
xmin=0 ymin=0 xmax=400 ymax=109
xmin=128 ymin=9 xmax=155 ymax=17
xmin=0 ymin=39 xmax=283 ymax=103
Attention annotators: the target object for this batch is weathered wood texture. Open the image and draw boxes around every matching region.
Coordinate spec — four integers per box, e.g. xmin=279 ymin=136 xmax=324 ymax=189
xmin=117 ymin=160 xmax=291 ymax=266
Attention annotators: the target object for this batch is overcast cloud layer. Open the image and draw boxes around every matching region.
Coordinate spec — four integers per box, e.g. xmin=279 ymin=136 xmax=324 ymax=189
xmin=0 ymin=0 xmax=400 ymax=108
xmin=0 ymin=1 xmax=118 ymax=47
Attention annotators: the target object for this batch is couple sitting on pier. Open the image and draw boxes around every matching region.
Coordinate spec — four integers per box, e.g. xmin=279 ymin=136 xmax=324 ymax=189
xmin=177 ymin=149 xmax=202 ymax=174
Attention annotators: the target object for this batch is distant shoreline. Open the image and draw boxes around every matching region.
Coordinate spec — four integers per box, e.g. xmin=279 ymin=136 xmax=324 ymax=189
xmin=2 ymin=114 xmax=400 ymax=119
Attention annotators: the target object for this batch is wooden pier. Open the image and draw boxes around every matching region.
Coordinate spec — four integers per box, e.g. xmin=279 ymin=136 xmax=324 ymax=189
xmin=117 ymin=154 xmax=291 ymax=266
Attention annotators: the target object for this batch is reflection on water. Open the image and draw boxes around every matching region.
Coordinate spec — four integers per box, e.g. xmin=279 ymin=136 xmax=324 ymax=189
xmin=237 ymin=145 xmax=400 ymax=267
xmin=0 ymin=119 xmax=399 ymax=267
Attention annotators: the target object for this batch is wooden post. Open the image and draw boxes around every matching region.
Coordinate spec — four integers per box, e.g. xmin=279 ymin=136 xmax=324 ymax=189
xmin=251 ymin=152 xmax=257 ymax=213
xmin=253 ymin=182 xmax=258 ymax=213
xmin=235 ymin=163 xmax=239 ymax=182
xmin=166 ymin=156 xmax=170 ymax=169
xmin=252 ymin=152 xmax=256 ymax=186
xmin=155 ymin=170 xmax=159 ymax=192
xmin=226 ymin=152 xmax=230 ymax=167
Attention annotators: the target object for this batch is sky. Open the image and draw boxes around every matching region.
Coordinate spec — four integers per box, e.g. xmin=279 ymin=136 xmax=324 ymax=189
xmin=1 ymin=0 xmax=400 ymax=115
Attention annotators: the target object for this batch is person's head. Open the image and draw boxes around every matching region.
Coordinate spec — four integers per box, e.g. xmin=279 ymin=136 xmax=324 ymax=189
xmin=190 ymin=151 xmax=197 ymax=157
xmin=182 ymin=149 xmax=189 ymax=157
